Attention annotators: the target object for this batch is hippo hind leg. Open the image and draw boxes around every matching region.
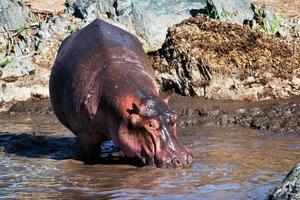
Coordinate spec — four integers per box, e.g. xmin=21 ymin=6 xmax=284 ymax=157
xmin=77 ymin=131 xmax=107 ymax=164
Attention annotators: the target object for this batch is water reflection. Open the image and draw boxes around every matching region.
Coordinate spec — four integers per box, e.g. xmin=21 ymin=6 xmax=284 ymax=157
xmin=0 ymin=113 xmax=299 ymax=199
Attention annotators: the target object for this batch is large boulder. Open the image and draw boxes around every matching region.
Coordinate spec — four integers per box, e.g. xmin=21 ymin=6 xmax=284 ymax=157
xmin=0 ymin=0 xmax=30 ymax=30
xmin=207 ymin=0 xmax=254 ymax=24
xmin=151 ymin=16 xmax=300 ymax=101
xmin=66 ymin=0 xmax=208 ymax=50
xmin=269 ymin=163 xmax=300 ymax=200
xmin=66 ymin=0 xmax=256 ymax=50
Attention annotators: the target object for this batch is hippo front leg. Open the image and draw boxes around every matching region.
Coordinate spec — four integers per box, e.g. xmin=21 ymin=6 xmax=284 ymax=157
xmin=77 ymin=131 xmax=107 ymax=164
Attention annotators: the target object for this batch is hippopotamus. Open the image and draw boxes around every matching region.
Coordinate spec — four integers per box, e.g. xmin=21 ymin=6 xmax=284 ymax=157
xmin=49 ymin=19 xmax=192 ymax=167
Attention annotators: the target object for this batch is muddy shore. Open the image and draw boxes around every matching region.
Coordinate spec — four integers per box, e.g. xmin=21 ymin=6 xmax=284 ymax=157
xmin=3 ymin=95 xmax=300 ymax=134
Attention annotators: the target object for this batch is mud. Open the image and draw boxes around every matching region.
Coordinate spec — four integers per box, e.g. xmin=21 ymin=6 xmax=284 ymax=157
xmin=5 ymin=95 xmax=300 ymax=133
xmin=172 ymin=95 xmax=300 ymax=133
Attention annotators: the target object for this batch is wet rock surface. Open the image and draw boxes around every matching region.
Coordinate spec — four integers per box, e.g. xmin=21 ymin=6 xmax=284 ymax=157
xmin=177 ymin=101 xmax=300 ymax=133
xmin=151 ymin=16 xmax=300 ymax=100
xmin=173 ymin=95 xmax=300 ymax=133
xmin=269 ymin=163 xmax=300 ymax=200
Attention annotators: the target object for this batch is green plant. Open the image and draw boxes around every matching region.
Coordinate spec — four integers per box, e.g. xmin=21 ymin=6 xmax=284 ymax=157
xmin=220 ymin=7 xmax=230 ymax=19
xmin=57 ymin=33 xmax=66 ymax=42
xmin=257 ymin=12 xmax=283 ymax=35
xmin=0 ymin=58 xmax=12 ymax=68
xmin=207 ymin=7 xmax=219 ymax=19
xmin=29 ymin=16 xmax=40 ymax=26
xmin=70 ymin=24 xmax=79 ymax=32
xmin=16 ymin=24 xmax=27 ymax=34
xmin=143 ymin=46 xmax=150 ymax=54
xmin=207 ymin=6 xmax=231 ymax=20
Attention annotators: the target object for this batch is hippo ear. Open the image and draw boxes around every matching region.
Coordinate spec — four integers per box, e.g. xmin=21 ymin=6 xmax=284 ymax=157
xmin=127 ymin=103 xmax=140 ymax=114
xmin=132 ymin=103 xmax=140 ymax=114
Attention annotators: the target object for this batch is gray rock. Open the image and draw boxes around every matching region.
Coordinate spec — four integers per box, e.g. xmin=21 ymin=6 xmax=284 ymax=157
xmin=13 ymin=39 xmax=29 ymax=56
xmin=37 ymin=22 xmax=51 ymax=39
xmin=0 ymin=0 xmax=30 ymax=30
xmin=207 ymin=0 xmax=254 ymax=24
xmin=260 ymin=6 xmax=276 ymax=30
xmin=0 ymin=65 xmax=50 ymax=103
xmin=66 ymin=0 xmax=256 ymax=49
xmin=67 ymin=0 xmax=207 ymax=50
xmin=49 ymin=17 xmax=68 ymax=34
xmin=0 ymin=55 xmax=35 ymax=81
xmin=269 ymin=163 xmax=300 ymax=200
xmin=0 ymin=34 xmax=7 ymax=54
xmin=281 ymin=18 xmax=300 ymax=38
xmin=13 ymin=43 xmax=22 ymax=56
xmin=277 ymin=27 xmax=290 ymax=37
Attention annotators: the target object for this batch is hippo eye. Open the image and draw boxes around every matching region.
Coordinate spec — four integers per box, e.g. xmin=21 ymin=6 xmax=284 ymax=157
xmin=146 ymin=120 xmax=159 ymax=130
xmin=147 ymin=123 xmax=155 ymax=128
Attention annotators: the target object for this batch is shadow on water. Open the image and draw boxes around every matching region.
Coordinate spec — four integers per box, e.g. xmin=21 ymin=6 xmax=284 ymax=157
xmin=0 ymin=132 xmax=126 ymax=164
xmin=0 ymin=132 xmax=78 ymax=160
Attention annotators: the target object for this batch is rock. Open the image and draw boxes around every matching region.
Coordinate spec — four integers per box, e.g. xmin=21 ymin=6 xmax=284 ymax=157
xmin=13 ymin=43 xmax=23 ymax=57
xmin=0 ymin=34 xmax=7 ymax=53
xmin=61 ymin=0 xmax=265 ymax=51
xmin=207 ymin=0 xmax=254 ymax=24
xmin=38 ymin=22 xmax=51 ymax=39
xmin=261 ymin=6 xmax=276 ymax=31
xmin=0 ymin=55 xmax=35 ymax=81
xmin=282 ymin=19 xmax=300 ymax=38
xmin=49 ymin=17 xmax=69 ymax=35
xmin=66 ymin=0 xmax=207 ymax=50
xmin=23 ymin=0 xmax=65 ymax=13
xmin=151 ymin=16 xmax=300 ymax=100
xmin=0 ymin=0 xmax=30 ymax=30
xmin=0 ymin=67 xmax=50 ymax=102
xmin=269 ymin=163 xmax=300 ymax=200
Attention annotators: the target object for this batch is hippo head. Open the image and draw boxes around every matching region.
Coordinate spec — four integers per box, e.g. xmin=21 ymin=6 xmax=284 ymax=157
xmin=117 ymin=96 xmax=193 ymax=168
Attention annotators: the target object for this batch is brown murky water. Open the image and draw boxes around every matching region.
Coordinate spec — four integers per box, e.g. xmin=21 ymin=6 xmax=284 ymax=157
xmin=0 ymin=113 xmax=300 ymax=199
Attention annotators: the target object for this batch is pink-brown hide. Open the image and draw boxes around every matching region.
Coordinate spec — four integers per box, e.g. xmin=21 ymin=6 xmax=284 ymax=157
xmin=49 ymin=19 xmax=192 ymax=167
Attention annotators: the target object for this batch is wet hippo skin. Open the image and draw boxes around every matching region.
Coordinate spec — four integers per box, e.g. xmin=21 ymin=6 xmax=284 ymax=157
xmin=49 ymin=19 xmax=192 ymax=167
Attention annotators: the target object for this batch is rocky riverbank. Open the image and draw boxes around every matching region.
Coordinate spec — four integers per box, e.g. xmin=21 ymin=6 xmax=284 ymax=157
xmin=4 ymin=95 xmax=300 ymax=134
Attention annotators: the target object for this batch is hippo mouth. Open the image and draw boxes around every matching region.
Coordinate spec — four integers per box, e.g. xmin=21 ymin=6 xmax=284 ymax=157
xmin=128 ymin=134 xmax=193 ymax=168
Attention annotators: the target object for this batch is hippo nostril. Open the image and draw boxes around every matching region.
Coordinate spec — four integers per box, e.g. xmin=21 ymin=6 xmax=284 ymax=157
xmin=185 ymin=154 xmax=193 ymax=165
xmin=172 ymin=157 xmax=182 ymax=166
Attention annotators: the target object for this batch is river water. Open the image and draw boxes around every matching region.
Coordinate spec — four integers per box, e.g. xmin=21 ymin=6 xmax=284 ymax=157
xmin=0 ymin=113 xmax=299 ymax=199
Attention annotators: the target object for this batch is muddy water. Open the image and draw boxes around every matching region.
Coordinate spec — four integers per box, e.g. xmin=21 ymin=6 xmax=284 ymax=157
xmin=0 ymin=113 xmax=300 ymax=199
